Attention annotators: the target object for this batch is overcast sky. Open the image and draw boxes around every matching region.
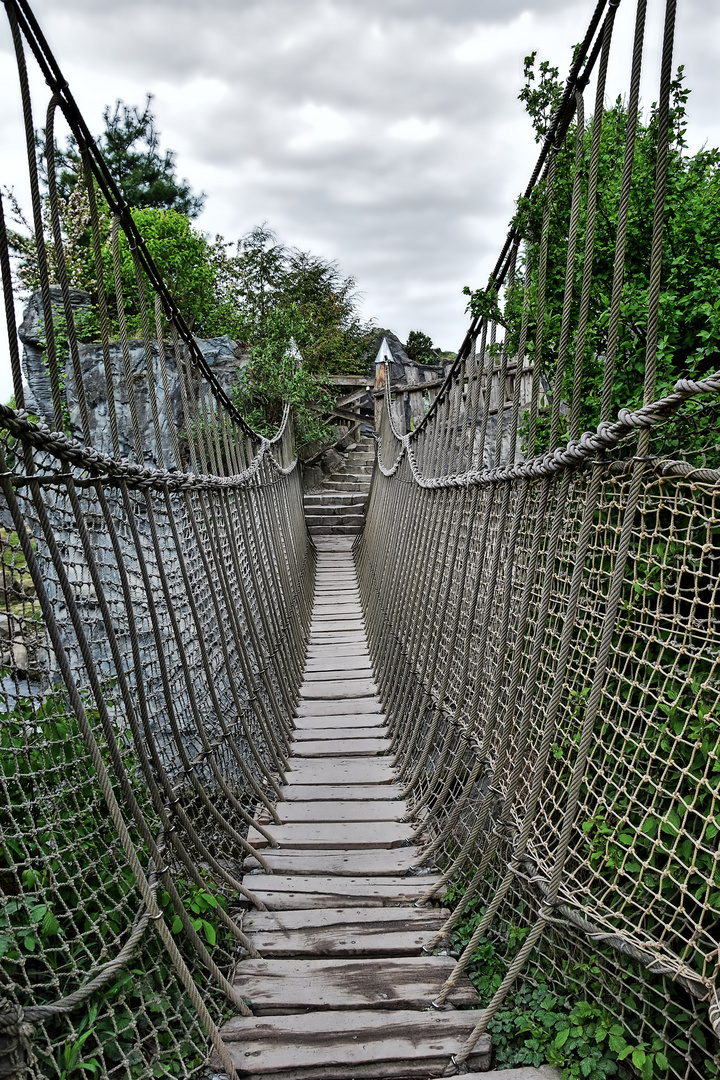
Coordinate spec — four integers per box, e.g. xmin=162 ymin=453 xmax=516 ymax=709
xmin=1 ymin=0 xmax=719 ymax=401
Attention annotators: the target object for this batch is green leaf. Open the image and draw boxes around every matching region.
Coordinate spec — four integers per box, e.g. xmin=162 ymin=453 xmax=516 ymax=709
xmin=41 ymin=910 xmax=60 ymax=937
xmin=555 ymin=1027 xmax=570 ymax=1048
xmin=632 ymin=1047 xmax=647 ymax=1068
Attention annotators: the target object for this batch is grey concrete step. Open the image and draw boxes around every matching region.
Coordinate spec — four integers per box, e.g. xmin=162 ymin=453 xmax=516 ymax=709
xmin=320 ymin=480 xmax=371 ymax=492
xmin=330 ymin=468 xmax=373 ymax=481
xmin=304 ymin=493 xmax=368 ymax=508
xmin=346 ymin=454 xmax=375 ymax=466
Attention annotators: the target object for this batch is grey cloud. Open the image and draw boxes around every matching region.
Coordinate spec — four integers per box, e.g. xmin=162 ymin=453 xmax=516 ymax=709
xmin=1 ymin=0 xmax=718 ymax=359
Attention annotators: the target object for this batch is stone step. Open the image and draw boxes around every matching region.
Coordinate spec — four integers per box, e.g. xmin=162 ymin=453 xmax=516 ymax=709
xmin=303 ymin=493 xmax=368 ymax=507
xmin=305 ymin=500 xmax=366 ymax=512
xmin=329 ymin=469 xmax=373 ymax=481
xmin=319 ymin=481 xmax=371 ymax=492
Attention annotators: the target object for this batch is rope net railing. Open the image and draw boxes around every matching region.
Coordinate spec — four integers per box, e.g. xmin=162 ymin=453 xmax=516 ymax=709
xmin=357 ymin=0 xmax=720 ymax=1075
xmin=0 ymin=2 xmax=313 ymax=1077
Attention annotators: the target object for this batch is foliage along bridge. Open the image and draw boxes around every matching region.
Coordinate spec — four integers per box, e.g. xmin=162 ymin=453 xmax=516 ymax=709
xmin=1 ymin=1 xmax=720 ymax=1078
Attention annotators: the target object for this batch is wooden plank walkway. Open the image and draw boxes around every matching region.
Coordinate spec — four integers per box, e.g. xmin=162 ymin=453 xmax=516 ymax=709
xmin=217 ymin=539 xmax=492 ymax=1079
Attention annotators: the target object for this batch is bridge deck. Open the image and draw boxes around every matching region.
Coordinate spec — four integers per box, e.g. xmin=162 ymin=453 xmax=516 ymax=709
xmin=218 ymin=539 xmax=492 ymax=1079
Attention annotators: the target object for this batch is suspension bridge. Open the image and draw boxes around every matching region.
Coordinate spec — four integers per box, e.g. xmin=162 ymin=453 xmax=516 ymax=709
xmin=1 ymin=0 xmax=719 ymax=1078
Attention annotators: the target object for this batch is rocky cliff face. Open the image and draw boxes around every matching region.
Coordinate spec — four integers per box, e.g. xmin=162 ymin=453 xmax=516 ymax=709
xmin=19 ymin=287 xmax=250 ymax=468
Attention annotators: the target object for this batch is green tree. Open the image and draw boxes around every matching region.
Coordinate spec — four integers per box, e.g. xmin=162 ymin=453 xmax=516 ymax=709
xmin=210 ymin=224 xmax=375 ymax=377
xmin=405 ymin=330 xmax=437 ymax=364
xmin=465 ymin=59 xmax=720 ymax=461
xmin=232 ymin=306 xmax=334 ymax=444
xmin=42 ymin=95 xmax=204 ymax=218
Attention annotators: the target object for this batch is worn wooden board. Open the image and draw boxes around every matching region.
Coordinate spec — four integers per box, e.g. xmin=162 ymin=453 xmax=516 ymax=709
xmin=430 ymin=1071 xmax=560 ymax=1080
xmin=286 ymin=759 xmax=396 ymax=785
xmin=247 ymin=821 xmax=410 ymax=850
xmin=314 ymin=582 xmax=358 ymax=590
xmin=309 ymin=623 xmax=366 ymax=637
xmin=293 ymin=714 xmax=385 ymax=731
xmin=233 ymin=956 xmax=479 ymax=1013
xmin=303 ymin=672 xmax=374 ymax=686
xmin=280 ymin=783 xmax=403 ymax=801
xmin=313 ymin=608 xmax=363 ymax=618
xmin=305 ymin=655 xmax=370 ymax=668
xmin=242 ymin=875 xmax=443 ymax=908
xmin=305 ymin=655 xmax=373 ymax=673
xmin=293 ymin=724 xmax=387 ymax=739
xmin=243 ymin=909 xmax=447 ymax=958
xmin=309 ymin=623 xmax=365 ymax=633
xmin=246 ymin=927 xmax=438 ymax=958
xmin=217 ymin=1009 xmax=491 ymax=1078
xmin=300 ymin=679 xmax=376 ymax=699
xmin=243 ymin=907 xmax=447 ymax=934
xmin=296 ymin=698 xmax=382 ymax=716
xmin=306 ymin=642 xmax=369 ymax=655
xmin=267 ymin=801 xmax=406 ymax=824
xmin=242 ymin=850 xmax=422 ymax=876
xmin=314 ymin=599 xmax=362 ymax=608
xmin=292 ymin=739 xmax=388 ymax=758
xmin=309 ymin=635 xmax=368 ymax=648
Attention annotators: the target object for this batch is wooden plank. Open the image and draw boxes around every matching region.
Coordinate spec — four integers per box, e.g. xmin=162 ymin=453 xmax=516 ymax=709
xmin=242 ymin=850 xmax=421 ymax=876
xmin=304 ymin=652 xmax=371 ymax=669
xmin=306 ymin=642 xmax=368 ymax=654
xmin=296 ymin=698 xmax=382 ymax=716
xmin=309 ymin=635 xmax=368 ymax=647
xmin=244 ymin=907 xmax=447 ymax=957
xmin=305 ymin=651 xmax=371 ymax=665
xmin=243 ymin=906 xmax=447 ymax=933
xmin=312 ymin=615 xmax=364 ymax=625
xmin=293 ymin=724 xmax=387 ymax=739
xmin=312 ymin=608 xmax=363 ymax=618
xmin=217 ymin=1009 xmax=491 ymax=1078
xmin=242 ymin=875 xmax=442 ymax=908
xmin=232 ymin=956 xmax=479 ymax=1013
xmin=431 ymin=1071 xmax=560 ymax=1080
xmin=314 ymin=592 xmax=359 ymax=599
xmin=247 ymin=821 xmax=410 ymax=850
xmin=313 ymin=609 xmax=362 ymax=617
xmin=247 ymin=928 xmax=438 ymax=958
xmin=286 ymin=759 xmax=395 ymax=784
xmin=300 ymin=679 xmax=376 ymax=699
xmin=292 ymin=738 xmax=388 ymax=757
xmin=294 ymin=712 xmax=384 ymax=729
xmin=267 ymin=801 xmax=407 ymax=823
xmin=301 ymin=676 xmax=374 ymax=688
xmin=310 ymin=621 xmax=365 ymax=634
xmin=280 ymin=783 xmax=403 ymax=801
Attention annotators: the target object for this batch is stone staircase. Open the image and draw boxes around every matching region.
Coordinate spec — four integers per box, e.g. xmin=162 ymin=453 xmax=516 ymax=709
xmin=304 ymin=438 xmax=375 ymax=537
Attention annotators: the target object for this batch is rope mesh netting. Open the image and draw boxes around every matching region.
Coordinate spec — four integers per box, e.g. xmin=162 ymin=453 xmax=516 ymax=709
xmin=357 ymin=0 xmax=720 ymax=1075
xmin=0 ymin=1 xmax=313 ymax=1076
xmin=3 ymin=0 xmax=720 ymax=1076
